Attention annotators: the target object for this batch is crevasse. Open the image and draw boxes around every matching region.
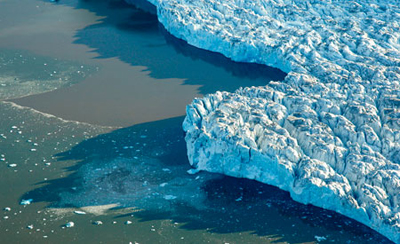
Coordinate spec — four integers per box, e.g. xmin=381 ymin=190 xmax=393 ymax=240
xmin=126 ymin=0 xmax=400 ymax=242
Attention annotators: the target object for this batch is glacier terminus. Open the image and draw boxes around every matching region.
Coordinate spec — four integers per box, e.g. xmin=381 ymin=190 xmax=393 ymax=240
xmin=125 ymin=0 xmax=400 ymax=242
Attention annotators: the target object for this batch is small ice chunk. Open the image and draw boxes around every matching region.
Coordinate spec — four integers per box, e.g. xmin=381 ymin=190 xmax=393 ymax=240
xmin=8 ymin=164 xmax=17 ymax=168
xmin=93 ymin=221 xmax=103 ymax=225
xmin=73 ymin=210 xmax=86 ymax=215
xmin=65 ymin=222 xmax=74 ymax=228
xmin=27 ymin=225 xmax=34 ymax=230
xmin=140 ymin=135 xmax=147 ymax=139
xmin=164 ymin=195 xmax=177 ymax=200
xmin=4 ymin=207 xmax=11 ymax=211
xmin=125 ymin=220 xmax=132 ymax=225
xmin=235 ymin=197 xmax=243 ymax=202
xmin=159 ymin=183 xmax=167 ymax=187
xmin=162 ymin=168 xmax=171 ymax=172
xmin=187 ymin=168 xmax=200 ymax=175
xmin=20 ymin=199 xmax=33 ymax=205
xmin=315 ymin=236 xmax=327 ymax=242
xmin=30 ymin=149 xmax=37 ymax=152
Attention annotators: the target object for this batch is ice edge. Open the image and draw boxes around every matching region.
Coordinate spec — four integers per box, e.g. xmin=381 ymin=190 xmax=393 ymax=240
xmin=126 ymin=0 xmax=400 ymax=242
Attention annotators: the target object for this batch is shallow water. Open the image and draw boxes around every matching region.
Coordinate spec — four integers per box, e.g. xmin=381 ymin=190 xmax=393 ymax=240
xmin=0 ymin=0 xmax=392 ymax=243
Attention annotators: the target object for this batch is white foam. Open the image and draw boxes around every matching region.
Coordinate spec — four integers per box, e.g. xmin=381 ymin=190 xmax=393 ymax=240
xmin=2 ymin=101 xmax=117 ymax=130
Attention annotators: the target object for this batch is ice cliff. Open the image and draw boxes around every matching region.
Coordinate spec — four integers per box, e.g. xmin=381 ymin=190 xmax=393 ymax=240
xmin=126 ymin=0 xmax=400 ymax=242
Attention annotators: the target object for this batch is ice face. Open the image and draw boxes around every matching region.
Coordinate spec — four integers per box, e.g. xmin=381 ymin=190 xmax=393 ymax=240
xmin=125 ymin=0 xmax=400 ymax=242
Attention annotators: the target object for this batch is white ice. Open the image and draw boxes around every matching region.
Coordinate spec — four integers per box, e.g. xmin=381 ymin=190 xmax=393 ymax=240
xmin=125 ymin=0 xmax=400 ymax=242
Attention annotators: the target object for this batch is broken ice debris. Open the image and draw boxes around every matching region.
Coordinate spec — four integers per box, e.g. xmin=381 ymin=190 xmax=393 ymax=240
xmin=164 ymin=195 xmax=177 ymax=200
xmin=315 ymin=236 xmax=327 ymax=242
xmin=65 ymin=222 xmax=74 ymax=228
xmin=235 ymin=196 xmax=243 ymax=202
xmin=20 ymin=199 xmax=33 ymax=205
xmin=187 ymin=168 xmax=199 ymax=175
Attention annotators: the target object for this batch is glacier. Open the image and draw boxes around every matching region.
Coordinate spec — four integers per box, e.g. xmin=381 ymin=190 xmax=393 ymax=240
xmin=125 ymin=0 xmax=400 ymax=242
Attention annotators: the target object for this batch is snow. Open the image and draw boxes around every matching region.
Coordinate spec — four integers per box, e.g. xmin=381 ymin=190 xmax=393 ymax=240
xmin=125 ymin=0 xmax=400 ymax=242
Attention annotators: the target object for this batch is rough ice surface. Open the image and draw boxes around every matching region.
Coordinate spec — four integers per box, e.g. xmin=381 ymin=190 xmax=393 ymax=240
xmin=126 ymin=0 xmax=400 ymax=242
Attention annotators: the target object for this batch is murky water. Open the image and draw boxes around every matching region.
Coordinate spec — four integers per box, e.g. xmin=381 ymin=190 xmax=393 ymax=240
xmin=6 ymin=0 xmax=284 ymax=127
xmin=0 ymin=0 xmax=392 ymax=243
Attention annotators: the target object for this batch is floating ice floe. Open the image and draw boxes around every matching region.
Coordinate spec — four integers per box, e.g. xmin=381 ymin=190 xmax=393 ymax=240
xmin=315 ymin=236 xmax=327 ymax=242
xmin=164 ymin=195 xmax=177 ymax=200
xmin=93 ymin=221 xmax=103 ymax=225
xmin=124 ymin=0 xmax=400 ymax=242
xmin=20 ymin=199 xmax=33 ymax=205
xmin=186 ymin=168 xmax=199 ymax=175
xmin=65 ymin=222 xmax=74 ymax=228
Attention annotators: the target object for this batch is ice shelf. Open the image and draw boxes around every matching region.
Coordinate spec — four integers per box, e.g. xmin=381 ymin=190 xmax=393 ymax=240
xmin=125 ymin=0 xmax=400 ymax=242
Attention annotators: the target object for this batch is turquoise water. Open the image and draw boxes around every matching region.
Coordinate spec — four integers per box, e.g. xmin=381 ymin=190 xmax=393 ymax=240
xmin=0 ymin=0 xmax=391 ymax=243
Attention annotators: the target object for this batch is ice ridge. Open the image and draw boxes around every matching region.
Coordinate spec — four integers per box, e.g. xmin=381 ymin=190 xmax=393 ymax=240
xmin=125 ymin=0 xmax=400 ymax=242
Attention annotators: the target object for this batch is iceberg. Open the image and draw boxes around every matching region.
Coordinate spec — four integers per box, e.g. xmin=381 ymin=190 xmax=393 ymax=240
xmin=125 ymin=0 xmax=400 ymax=242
